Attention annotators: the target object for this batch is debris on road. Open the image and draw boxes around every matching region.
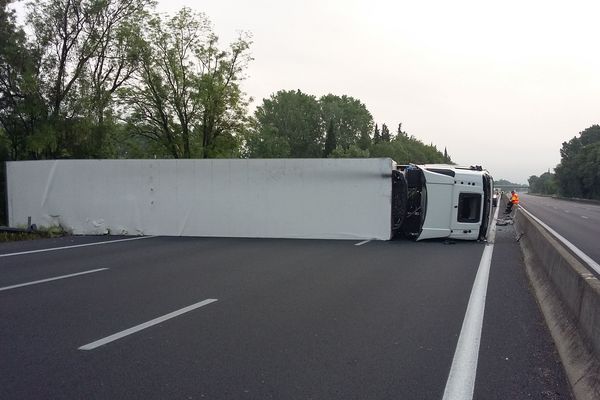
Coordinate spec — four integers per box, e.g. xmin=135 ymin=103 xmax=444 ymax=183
xmin=496 ymin=217 xmax=514 ymax=226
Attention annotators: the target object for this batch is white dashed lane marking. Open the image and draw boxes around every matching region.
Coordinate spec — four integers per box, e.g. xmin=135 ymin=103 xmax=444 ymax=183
xmin=0 ymin=236 xmax=156 ymax=258
xmin=0 ymin=268 xmax=109 ymax=292
xmin=441 ymin=201 xmax=500 ymax=400
xmin=79 ymin=299 xmax=218 ymax=350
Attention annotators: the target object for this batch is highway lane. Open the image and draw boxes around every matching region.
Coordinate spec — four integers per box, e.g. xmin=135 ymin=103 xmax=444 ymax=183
xmin=0 ymin=235 xmax=571 ymax=399
xmin=518 ymin=194 xmax=600 ymax=267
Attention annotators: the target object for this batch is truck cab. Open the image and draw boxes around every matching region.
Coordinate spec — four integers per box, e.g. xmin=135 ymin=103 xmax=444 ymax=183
xmin=392 ymin=164 xmax=494 ymax=241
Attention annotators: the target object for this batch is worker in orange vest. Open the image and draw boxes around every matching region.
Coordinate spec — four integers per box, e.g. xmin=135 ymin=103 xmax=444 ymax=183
xmin=505 ymin=190 xmax=520 ymax=213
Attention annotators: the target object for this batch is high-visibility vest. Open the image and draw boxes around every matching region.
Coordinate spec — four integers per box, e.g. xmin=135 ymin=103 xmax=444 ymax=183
xmin=512 ymin=193 xmax=519 ymax=204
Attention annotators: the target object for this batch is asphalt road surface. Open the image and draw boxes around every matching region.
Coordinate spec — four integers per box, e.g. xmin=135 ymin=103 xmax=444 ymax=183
xmin=1 ymin=229 xmax=571 ymax=399
xmin=519 ymin=194 xmax=600 ymax=267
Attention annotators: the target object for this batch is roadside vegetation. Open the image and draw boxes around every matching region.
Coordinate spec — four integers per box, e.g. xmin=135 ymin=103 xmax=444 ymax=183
xmin=0 ymin=225 xmax=66 ymax=242
xmin=529 ymin=125 xmax=600 ymax=200
xmin=528 ymin=172 xmax=557 ymax=196
xmin=0 ymin=0 xmax=451 ymax=225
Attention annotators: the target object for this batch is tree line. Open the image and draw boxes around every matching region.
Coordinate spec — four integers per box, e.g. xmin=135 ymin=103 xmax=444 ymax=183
xmin=244 ymin=89 xmax=451 ymax=164
xmin=528 ymin=125 xmax=600 ymax=200
xmin=0 ymin=0 xmax=450 ymax=164
xmin=0 ymin=0 xmax=252 ymax=160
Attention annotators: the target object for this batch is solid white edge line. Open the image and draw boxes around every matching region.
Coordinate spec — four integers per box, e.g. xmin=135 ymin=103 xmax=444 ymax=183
xmin=354 ymin=240 xmax=371 ymax=246
xmin=78 ymin=298 xmax=218 ymax=351
xmin=442 ymin=203 xmax=500 ymax=400
xmin=0 ymin=268 xmax=109 ymax=292
xmin=519 ymin=206 xmax=600 ymax=275
xmin=0 ymin=236 xmax=156 ymax=258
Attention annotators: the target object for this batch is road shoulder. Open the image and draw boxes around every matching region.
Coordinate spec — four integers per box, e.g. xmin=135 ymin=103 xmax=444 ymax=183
xmin=474 ymin=219 xmax=573 ymax=399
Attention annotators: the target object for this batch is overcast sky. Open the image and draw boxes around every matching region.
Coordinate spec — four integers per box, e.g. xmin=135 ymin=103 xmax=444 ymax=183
xmin=153 ymin=0 xmax=600 ymax=183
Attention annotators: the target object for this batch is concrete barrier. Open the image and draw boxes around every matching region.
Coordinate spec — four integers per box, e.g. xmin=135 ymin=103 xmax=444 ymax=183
xmin=513 ymin=205 xmax=600 ymax=399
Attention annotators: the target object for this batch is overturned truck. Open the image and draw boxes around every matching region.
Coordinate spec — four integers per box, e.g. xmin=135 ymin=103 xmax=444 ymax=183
xmin=392 ymin=164 xmax=493 ymax=241
xmin=5 ymin=159 xmax=493 ymax=241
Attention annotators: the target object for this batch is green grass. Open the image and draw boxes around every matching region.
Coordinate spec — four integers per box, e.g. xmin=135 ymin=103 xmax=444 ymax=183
xmin=0 ymin=226 xmax=67 ymax=242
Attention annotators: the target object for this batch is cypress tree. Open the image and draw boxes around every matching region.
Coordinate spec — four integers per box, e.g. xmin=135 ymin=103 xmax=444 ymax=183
xmin=323 ymin=119 xmax=337 ymax=157
xmin=373 ymin=123 xmax=381 ymax=143
xmin=381 ymin=123 xmax=391 ymax=142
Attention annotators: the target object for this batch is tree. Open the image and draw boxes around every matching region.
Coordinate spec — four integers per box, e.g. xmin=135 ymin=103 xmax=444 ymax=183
xmin=242 ymin=122 xmax=290 ymax=158
xmin=3 ymin=0 xmax=155 ymax=159
xmin=443 ymin=147 xmax=452 ymax=163
xmin=121 ymin=9 xmax=208 ymax=158
xmin=373 ymin=123 xmax=381 ymax=143
xmin=323 ymin=118 xmax=336 ymax=157
xmin=330 ymin=144 xmax=369 ymax=158
xmin=528 ymin=175 xmax=539 ymax=192
xmin=381 ymin=123 xmax=391 ymax=142
xmin=84 ymin=0 xmax=151 ymax=157
xmin=540 ymin=172 xmax=558 ymax=194
xmin=247 ymin=90 xmax=322 ymax=158
xmin=319 ymin=94 xmax=373 ymax=151
xmin=121 ymin=8 xmax=251 ymax=158
xmin=528 ymin=172 xmax=557 ymax=195
xmin=575 ymin=142 xmax=600 ymax=199
xmin=397 ymin=123 xmax=407 ymax=137
xmin=246 ymin=91 xmax=376 ymax=158
xmin=23 ymin=0 xmax=147 ymax=156
xmin=555 ymin=125 xmax=600 ymax=199
xmin=2 ymin=2 xmax=253 ymax=161
xmin=0 ymin=0 xmax=46 ymax=160
xmin=197 ymin=31 xmax=251 ymax=158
